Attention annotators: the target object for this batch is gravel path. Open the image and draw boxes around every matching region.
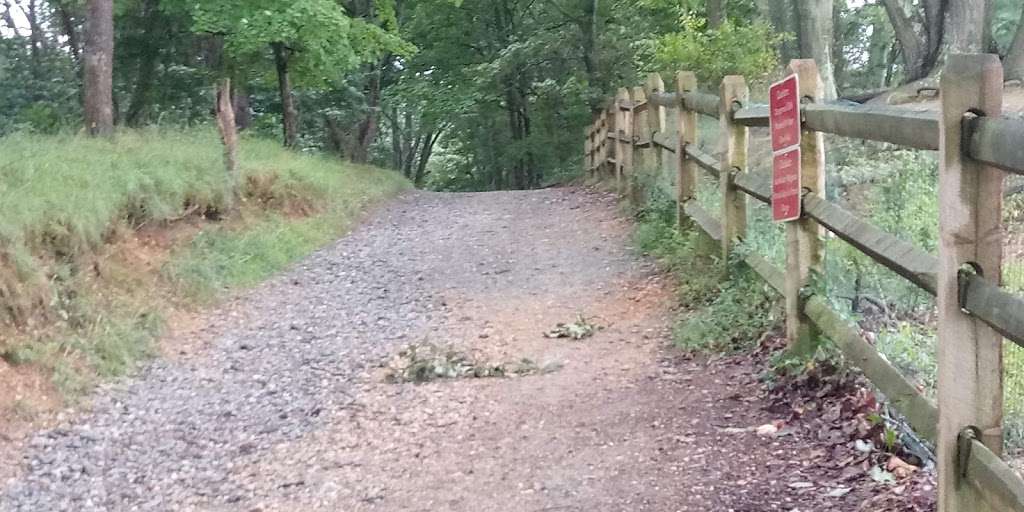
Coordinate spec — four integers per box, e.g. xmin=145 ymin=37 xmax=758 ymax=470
xmin=1 ymin=188 xmax=931 ymax=511
xmin=0 ymin=189 xmax=644 ymax=511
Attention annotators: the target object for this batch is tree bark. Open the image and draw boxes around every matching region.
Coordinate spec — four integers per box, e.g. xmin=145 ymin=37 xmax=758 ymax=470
xmin=413 ymin=128 xmax=439 ymax=187
xmin=125 ymin=0 xmax=161 ymax=126
xmin=880 ymin=0 xmax=929 ymax=81
xmin=579 ymin=0 xmax=601 ymax=112
xmin=351 ymin=68 xmax=381 ymax=164
xmin=940 ymin=0 xmax=990 ymax=63
xmin=1005 ymin=4 xmax=1024 ymax=81
xmin=272 ymin=42 xmax=299 ymax=148
xmin=707 ymin=0 xmax=725 ymax=29
xmin=83 ymin=0 xmax=115 ymax=136
xmin=796 ymin=0 xmax=838 ymax=99
xmin=215 ymin=78 xmax=240 ymax=205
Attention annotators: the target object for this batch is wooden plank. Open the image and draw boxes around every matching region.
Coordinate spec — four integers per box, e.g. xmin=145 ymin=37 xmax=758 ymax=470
xmin=720 ymin=75 xmax=749 ymax=272
xmin=804 ymin=296 xmax=938 ymax=443
xmin=743 ymin=253 xmax=785 ymax=294
xmin=733 ymin=104 xmax=769 ymax=127
xmin=937 ymin=53 xmax=1005 ymax=512
xmin=649 ymin=91 xmax=681 ymax=108
xmin=785 ymin=59 xmax=826 ymax=355
xmin=967 ymin=116 xmax=1024 ymax=175
xmin=732 ymin=102 xmax=940 ymax=150
xmin=733 ymin=170 xmax=771 ymax=204
xmin=963 ymin=436 xmax=1024 ymax=512
xmin=682 ymin=91 xmax=720 ymax=118
xmin=802 ymin=194 xmax=938 ymax=295
xmin=960 ymin=273 xmax=1024 ymax=349
xmin=683 ymin=201 xmax=723 ymax=241
xmin=683 ymin=145 xmax=720 ymax=179
xmin=802 ymin=103 xmax=939 ymax=150
xmin=652 ymin=131 xmax=677 ymax=153
xmin=634 ymin=136 xmax=653 ymax=148
xmin=607 ymin=132 xmax=631 ymax=143
xmin=741 ymin=251 xmax=939 ymax=442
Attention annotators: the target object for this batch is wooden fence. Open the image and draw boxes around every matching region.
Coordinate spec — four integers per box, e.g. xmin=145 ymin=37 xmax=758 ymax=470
xmin=585 ymin=54 xmax=1024 ymax=511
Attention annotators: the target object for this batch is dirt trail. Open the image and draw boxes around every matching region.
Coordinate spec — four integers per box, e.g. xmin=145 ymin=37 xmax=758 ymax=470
xmin=1 ymin=188 xmax=927 ymax=511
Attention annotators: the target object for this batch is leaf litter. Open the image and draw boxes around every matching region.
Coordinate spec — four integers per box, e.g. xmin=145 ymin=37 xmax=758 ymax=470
xmin=544 ymin=314 xmax=601 ymax=340
xmin=383 ymin=341 xmax=562 ymax=384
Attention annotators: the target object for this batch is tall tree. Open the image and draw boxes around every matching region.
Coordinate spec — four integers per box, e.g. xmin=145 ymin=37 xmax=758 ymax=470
xmin=83 ymin=0 xmax=114 ymax=136
xmin=796 ymin=0 xmax=837 ymax=99
xmin=880 ymin=0 xmax=992 ymax=83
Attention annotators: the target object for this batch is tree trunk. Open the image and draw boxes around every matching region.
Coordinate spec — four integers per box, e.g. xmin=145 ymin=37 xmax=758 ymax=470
xmin=880 ymin=0 xmax=929 ymax=81
xmin=125 ymin=0 xmax=161 ymax=126
xmin=796 ymin=0 xmax=838 ymax=99
xmin=351 ymin=68 xmax=381 ymax=164
xmin=215 ymin=78 xmax=240 ymax=205
xmin=1005 ymin=5 xmax=1024 ymax=81
xmin=413 ymin=128 xmax=439 ymax=187
xmin=579 ymin=0 xmax=601 ymax=112
xmin=760 ymin=0 xmax=798 ymax=64
xmin=707 ymin=0 xmax=725 ymax=29
xmin=56 ymin=5 xmax=82 ymax=65
xmin=939 ymin=0 xmax=990 ymax=64
xmin=26 ymin=0 xmax=44 ymax=73
xmin=83 ymin=0 xmax=114 ymax=136
xmin=272 ymin=42 xmax=299 ymax=148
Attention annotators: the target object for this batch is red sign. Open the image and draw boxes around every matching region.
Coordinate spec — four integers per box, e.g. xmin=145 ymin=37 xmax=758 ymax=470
xmin=772 ymin=147 xmax=802 ymax=222
xmin=769 ymin=75 xmax=801 ymax=152
xmin=770 ymin=74 xmax=802 ymax=222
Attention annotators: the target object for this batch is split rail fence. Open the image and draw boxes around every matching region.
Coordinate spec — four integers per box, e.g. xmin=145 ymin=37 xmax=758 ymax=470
xmin=585 ymin=54 xmax=1024 ymax=511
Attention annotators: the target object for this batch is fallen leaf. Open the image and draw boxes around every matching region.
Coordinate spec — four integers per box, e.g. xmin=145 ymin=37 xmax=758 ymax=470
xmin=869 ymin=465 xmax=896 ymax=485
xmin=886 ymin=455 xmax=919 ymax=479
xmin=825 ymin=487 xmax=852 ymax=498
xmin=788 ymin=482 xmax=814 ymax=489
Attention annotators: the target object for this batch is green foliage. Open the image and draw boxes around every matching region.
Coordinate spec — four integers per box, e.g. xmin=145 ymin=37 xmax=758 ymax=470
xmin=0 ymin=38 xmax=81 ymax=135
xmin=0 ymin=129 xmax=409 ymax=397
xmin=191 ymin=0 xmax=411 ymax=82
xmin=645 ymin=18 xmax=786 ymax=85
xmin=673 ymin=264 xmax=781 ymax=353
xmin=631 ymin=185 xmax=781 ymax=353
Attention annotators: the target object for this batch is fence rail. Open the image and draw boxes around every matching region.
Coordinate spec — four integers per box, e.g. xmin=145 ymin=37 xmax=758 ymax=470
xmin=583 ymin=54 xmax=1024 ymax=511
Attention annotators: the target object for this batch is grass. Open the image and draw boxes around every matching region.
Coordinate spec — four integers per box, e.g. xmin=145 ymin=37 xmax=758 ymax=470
xmin=0 ymin=128 xmax=410 ymax=397
xmin=632 ymin=180 xmax=781 ymax=353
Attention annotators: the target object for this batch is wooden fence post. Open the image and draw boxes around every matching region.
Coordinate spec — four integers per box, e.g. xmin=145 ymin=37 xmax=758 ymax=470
xmin=598 ymin=109 xmax=602 ymax=177
xmin=676 ymin=72 xmax=697 ymax=232
xmin=937 ymin=54 xmax=1005 ymax=512
xmin=585 ymin=124 xmax=592 ymax=177
xmin=785 ymin=59 xmax=825 ymax=354
xmin=605 ymin=104 xmax=615 ymax=178
xmin=719 ymin=75 xmax=749 ymax=270
xmin=647 ymin=73 xmax=667 ymax=176
xmin=631 ymin=86 xmax=648 ymax=205
xmin=616 ymin=88 xmax=633 ymax=195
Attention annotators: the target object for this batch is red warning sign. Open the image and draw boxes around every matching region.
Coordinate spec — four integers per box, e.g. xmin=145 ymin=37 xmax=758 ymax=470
xmin=772 ymin=147 xmax=802 ymax=222
xmin=770 ymin=74 xmax=802 ymax=222
xmin=769 ymin=74 xmax=800 ymax=152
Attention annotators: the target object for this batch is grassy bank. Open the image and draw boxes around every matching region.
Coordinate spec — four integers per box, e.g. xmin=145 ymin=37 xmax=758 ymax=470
xmin=0 ymin=129 xmax=409 ymax=398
